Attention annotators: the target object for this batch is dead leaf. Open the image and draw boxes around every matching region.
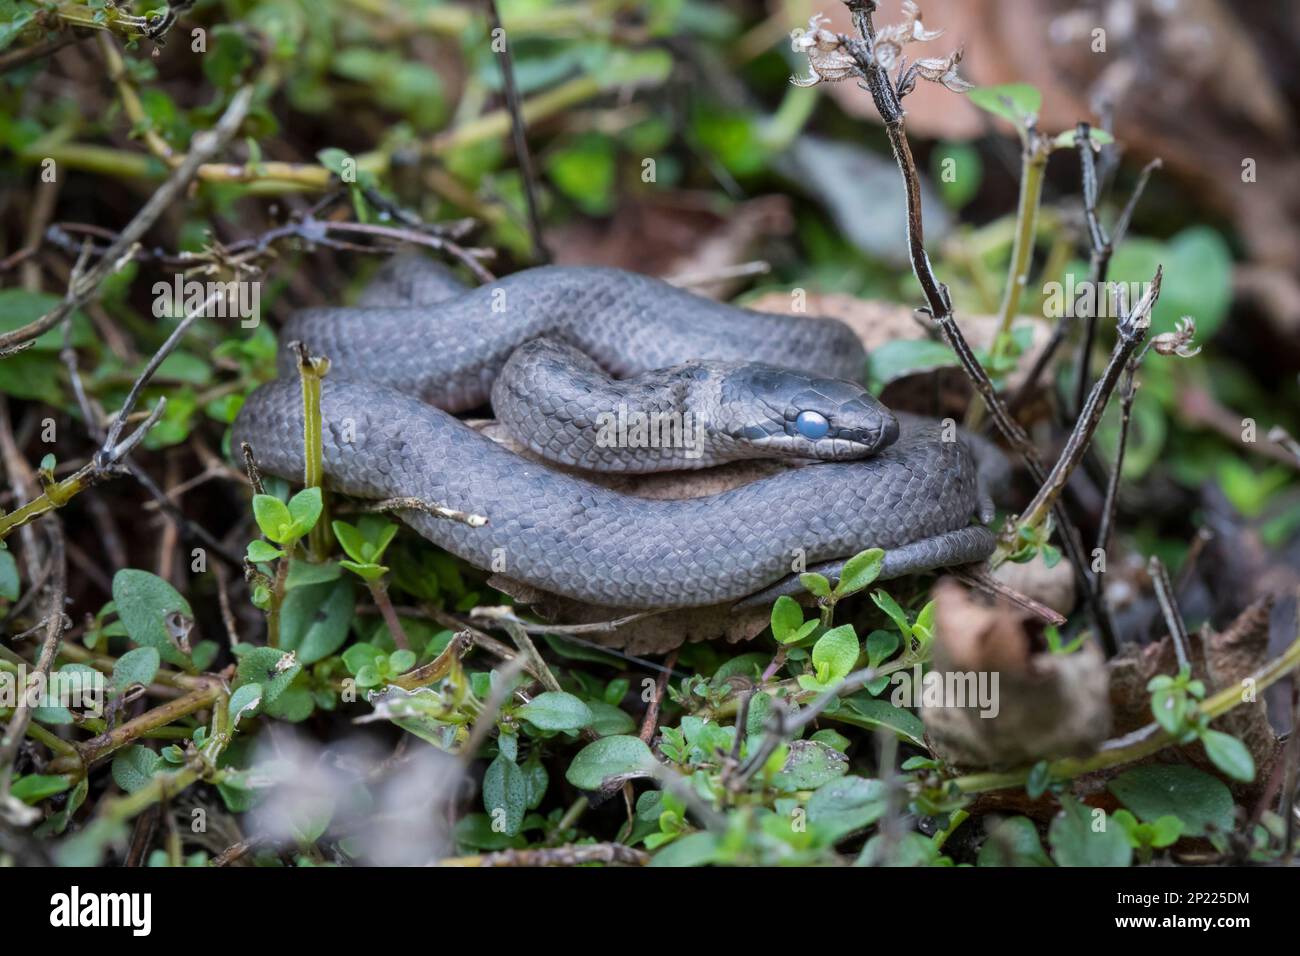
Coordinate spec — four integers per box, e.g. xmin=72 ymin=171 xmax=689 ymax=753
xmin=549 ymin=192 xmax=793 ymax=299
xmin=922 ymin=578 xmax=1111 ymax=769
xmin=1106 ymin=595 xmax=1282 ymax=798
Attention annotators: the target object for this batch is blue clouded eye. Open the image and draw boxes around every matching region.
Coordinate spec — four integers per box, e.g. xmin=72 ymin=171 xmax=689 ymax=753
xmin=795 ymin=410 xmax=829 ymax=440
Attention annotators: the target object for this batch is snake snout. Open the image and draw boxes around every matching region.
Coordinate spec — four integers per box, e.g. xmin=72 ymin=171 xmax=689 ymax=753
xmin=728 ymin=366 xmax=900 ymax=461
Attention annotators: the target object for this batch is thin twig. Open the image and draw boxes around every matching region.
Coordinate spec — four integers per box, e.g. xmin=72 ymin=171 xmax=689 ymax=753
xmin=357 ymin=495 xmax=487 ymax=528
xmin=1147 ymin=555 xmax=1190 ymax=672
xmin=1095 ymin=355 xmax=1142 ymax=557
xmin=497 ymin=619 xmax=563 ymax=694
xmin=484 ymin=0 xmax=548 ymax=263
xmin=1014 ymin=269 xmax=1162 ymax=537
xmin=0 ymin=29 xmax=85 ymax=74
xmin=469 ymin=604 xmax=661 ymax=635
xmin=639 ymin=650 xmax=678 ymax=745
xmin=0 ymin=86 xmax=254 ymax=354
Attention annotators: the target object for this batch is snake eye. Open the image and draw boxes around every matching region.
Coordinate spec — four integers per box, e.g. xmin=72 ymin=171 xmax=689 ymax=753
xmin=795 ymin=410 xmax=830 ymax=440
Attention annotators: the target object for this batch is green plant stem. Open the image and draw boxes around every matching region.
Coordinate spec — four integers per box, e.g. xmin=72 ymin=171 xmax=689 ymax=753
xmin=25 ymin=721 xmax=79 ymax=759
xmin=967 ymin=136 xmax=1048 ymax=428
xmin=557 ymin=796 xmax=589 ymax=832
xmin=28 ymin=65 xmax=664 ymax=195
xmin=49 ymin=681 xmax=223 ymax=772
xmin=297 ymin=349 xmax=332 ymax=561
xmin=54 ymin=642 xmax=208 ymax=692
xmin=932 ymin=808 xmax=969 ymax=850
xmin=265 ymin=554 xmax=291 ymax=648
xmin=368 ymin=578 xmax=410 ymax=651
xmin=0 ymin=466 xmax=93 ymax=541
xmin=951 ymin=626 xmax=1300 ymax=796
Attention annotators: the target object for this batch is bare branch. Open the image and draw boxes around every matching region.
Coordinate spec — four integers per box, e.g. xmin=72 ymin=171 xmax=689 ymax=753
xmin=0 ymin=86 xmax=254 ymax=355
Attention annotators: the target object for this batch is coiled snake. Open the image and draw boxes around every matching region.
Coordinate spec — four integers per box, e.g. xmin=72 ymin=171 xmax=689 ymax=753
xmin=232 ymin=256 xmax=997 ymax=610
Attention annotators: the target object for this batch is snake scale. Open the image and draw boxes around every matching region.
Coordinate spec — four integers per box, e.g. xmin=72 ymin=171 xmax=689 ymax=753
xmin=232 ymin=256 xmax=997 ymax=610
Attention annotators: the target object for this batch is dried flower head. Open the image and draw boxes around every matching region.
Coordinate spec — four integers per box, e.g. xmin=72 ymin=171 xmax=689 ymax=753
xmin=1151 ymin=316 xmax=1201 ymax=358
xmin=902 ymin=48 xmax=973 ymax=95
xmin=871 ymin=0 xmax=944 ymax=69
xmin=790 ymin=14 xmax=860 ymax=87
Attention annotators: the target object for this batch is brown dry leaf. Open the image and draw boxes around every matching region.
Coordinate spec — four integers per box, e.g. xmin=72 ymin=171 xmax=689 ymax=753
xmin=922 ymin=578 xmax=1111 ymax=769
xmin=746 ymin=289 xmax=1052 ymax=390
xmin=549 ymin=192 xmax=793 ymax=299
xmin=992 ymin=550 xmax=1076 ymax=617
xmin=1105 ymin=595 xmax=1282 ymax=798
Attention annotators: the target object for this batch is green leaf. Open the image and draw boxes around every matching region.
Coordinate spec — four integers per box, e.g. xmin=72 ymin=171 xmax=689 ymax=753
xmin=482 ymin=754 xmax=528 ymax=837
xmin=649 ymin=831 xmax=720 ymax=867
xmin=1149 ymin=815 xmax=1185 ymax=848
xmin=1107 ymin=764 xmax=1235 ymax=837
xmin=806 ymin=776 xmax=887 ymax=842
xmin=1026 ymin=760 xmax=1052 ymax=799
xmin=809 ymin=728 xmax=852 ymax=752
xmin=967 ymin=83 xmax=1041 ymax=126
xmin=1053 ymin=127 xmax=1115 ymax=149
xmin=0 ymin=290 xmax=92 ymax=351
xmin=833 ymin=548 xmax=885 ymax=598
xmin=808 ymin=624 xmax=858 ymax=686
xmin=931 ymin=141 xmax=983 ymax=210
xmin=799 ymin=573 xmax=831 ymax=599
xmin=584 ymin=700 xmax=637 ymax=737
xmin=388 ymin=649 xmax=417 ymax=673
xmin=0 ymin=546 xmax=19 ymax=601
xmin=330 ymin=519 xmax=369 ymax=564
xmin=865 ymin=629 xmax=900 ymax=668
xmin=246 ymin=540 xmax=283 ymax=563
xmin=236 ymin=647 xmax=302 ymax=706
xmin=1048 ymin=796 xmax=1132 ymax=867
xmin=856 ymin=831 xmax=940 ymax=867
xmin=840 ymin=694 xmax=927 ymax=748
xmin=871 ymin=590 xmax=912 ymax=640
xmin=111 ymin=647 xmax=160 ymax=692
xmin=10 ymin=774 xmax=71 ymax=804
xmin=1201 ymin=729 xmax=1256 ymax=783
xmin=341 ymin=643 xmax=383 ymax=676
xmin=111 ymin=745 xmax=162 ymax=794
xmin=0 ymin=3 xmax=38 ymax=54
xmin=772 ymin=739 xmax=849 ymax=791
xmin=338 ymin=559 xmax=387 ymax=581
xmin=228 ymin=683 xmax=264 ymax=726
xmin=866 ymin=339 xmax=958 ymax=390
xmin=770 ymin=595 xmax=806 ymax=644
xmin=278 ymin=579 xmax=355 ymax=664
xmin=978 ymin=816 xmax=1052 ymax=866
xmin=111 ymin=569 xmax=193 ymax=668
xmin=453 ymin=813 xmax=527 ymax=852
xmin=544 ymin=133 xmax=616 ymax=215
xmin=283 ymin=559 xmax=343 ymax=589
xmin=517 ymin=691 xmax=594 ymax=732
xmin=252 ymin=494 xmax=294 ymax=542
xmin=287 ymin=487 xmax=323 ymax=535
xmin=565 ymin=735 xmax=654 ymax=790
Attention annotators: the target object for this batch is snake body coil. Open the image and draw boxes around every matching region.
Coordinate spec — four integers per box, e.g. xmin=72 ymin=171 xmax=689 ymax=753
xmin=234 ymin=258 xmax=996 ymax=609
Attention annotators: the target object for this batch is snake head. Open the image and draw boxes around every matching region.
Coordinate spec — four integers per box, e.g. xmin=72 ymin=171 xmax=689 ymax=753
xmin=718 ymin=364 xmax=899 ymax=460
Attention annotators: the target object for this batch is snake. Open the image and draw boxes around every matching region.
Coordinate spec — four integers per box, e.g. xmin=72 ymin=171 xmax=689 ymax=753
xmin=232 ymin=255 xmax=998 ymax=610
